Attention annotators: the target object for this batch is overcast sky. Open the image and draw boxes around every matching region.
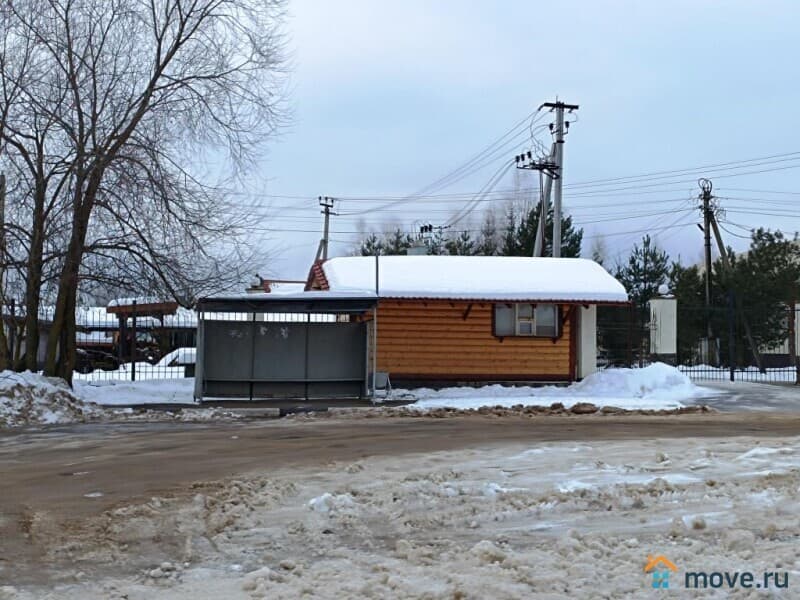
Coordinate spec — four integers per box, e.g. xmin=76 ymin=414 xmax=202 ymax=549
xmin=253 ymin=0 xmax=800 ymax=280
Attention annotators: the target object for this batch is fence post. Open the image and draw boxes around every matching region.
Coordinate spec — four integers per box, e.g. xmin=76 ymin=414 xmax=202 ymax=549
xmin=9 ymin=298 xmax=15 ymax=367
xmin=131 ymin=300 xmax=137 ymax=382
xmin=727 ymin=292 xmax=735 ymax=382
xmin=789 ymin=298 xmax=798 ymax=386
xmin=627 ymin=301 xmax=634 ymax=368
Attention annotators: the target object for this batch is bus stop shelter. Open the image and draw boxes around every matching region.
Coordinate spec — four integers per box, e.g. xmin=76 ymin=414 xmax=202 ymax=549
xmin=194 ymin=292 xmax=377 ymax=401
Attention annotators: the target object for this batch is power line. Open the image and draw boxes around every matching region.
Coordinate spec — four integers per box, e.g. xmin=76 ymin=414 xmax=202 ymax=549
xmin=564 ymin=151 xmax=800 ymax=189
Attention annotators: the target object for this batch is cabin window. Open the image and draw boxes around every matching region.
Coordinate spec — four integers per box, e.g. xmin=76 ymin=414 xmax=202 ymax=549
xmin=493 ymin=303 xmax=560 ymax=337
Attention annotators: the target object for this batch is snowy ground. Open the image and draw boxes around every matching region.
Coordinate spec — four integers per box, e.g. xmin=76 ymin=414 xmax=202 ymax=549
xmin=398 ymin=363 xmax=713 ymax=411
xmin=74 ymin=378 xmax=195 ymax=407
xmin=0 ymin=372 xmax=236 ymax=428
xmin=73 ymin=363 xmax=187 ymax=383
xmin=5 ymin=434 xmax=800 ymax=598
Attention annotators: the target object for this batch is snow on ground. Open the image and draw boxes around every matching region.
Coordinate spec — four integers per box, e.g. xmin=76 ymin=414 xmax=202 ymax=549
xmin=73 ymin=362 xmax=187 ymax=383
xmin=73 ymin=378 xmax=195 ymax=406
xmin=0 ymin=373 xmax=241 ymax=428
xmin=0 ymin=371 xmax=103 ymax=427
xmin=403 ymin=363 xmax=714 ymax=411
xmin=8 ymin=435 xmax=800 ymax=598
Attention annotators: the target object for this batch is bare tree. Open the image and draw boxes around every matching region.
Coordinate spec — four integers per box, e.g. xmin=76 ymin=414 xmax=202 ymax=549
xmin=0 ymin=0 xmax=287 ymax=381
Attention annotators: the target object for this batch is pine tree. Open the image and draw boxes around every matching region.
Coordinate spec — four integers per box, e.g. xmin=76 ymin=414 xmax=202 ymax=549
xmin=446 ymin=230 xmax=476 ymax=256
xmin=358 ymin=233 xmax=384 ymax=256
xmin=614 ymin=235 xmax=669 ymax=310
xmin=501 ymin=206 xmax=518 ymax=256
xmin=425 ymin=229 xmax=447 ymax=255
xmin=475 ymin=209 xmax=500 ymax=256
xmin=590 ymin=236 xmax=608 ymax=267
xmin=500 ymin=201 xmax=582 ymax=258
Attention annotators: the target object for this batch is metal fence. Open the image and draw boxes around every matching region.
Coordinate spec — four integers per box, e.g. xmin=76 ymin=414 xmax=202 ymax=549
xmin=72 ymin=310 xmax=197 ymax=382
xmin=596 ymin=301 xmax=800 ymax=384
xmin=674 ymin=303 xmax=800 ymax=384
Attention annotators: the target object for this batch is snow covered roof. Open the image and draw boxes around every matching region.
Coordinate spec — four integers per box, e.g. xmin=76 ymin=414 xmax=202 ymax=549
xmin=197 ymin=291 xmax=377 ymax=314
xmin=267 ymin=282 xmax=307 ymax=295
xmin=318 ymin=256 xmax=628 ymax=303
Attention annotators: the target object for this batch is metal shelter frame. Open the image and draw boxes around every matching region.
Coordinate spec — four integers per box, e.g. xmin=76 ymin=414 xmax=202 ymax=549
xmin=194 ymin=292 xmax=378 ymax=402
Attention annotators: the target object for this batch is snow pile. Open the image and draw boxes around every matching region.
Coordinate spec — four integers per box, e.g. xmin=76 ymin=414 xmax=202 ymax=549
xmin=308 ymin=492 xmax=356 ymax=514
xmin=405 ymin=363 xmax=711 ymax=411
xmin=74 ymin=378 xmax=195 ymax=406
xmin=571 ymin=362 xmax=700 ymax=400
xmin=0 ymin=371 xmax=102 ymax=427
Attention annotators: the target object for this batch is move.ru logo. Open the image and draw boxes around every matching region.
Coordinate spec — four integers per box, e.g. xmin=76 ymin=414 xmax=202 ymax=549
xmin=644 ymin=555 xmax=679 ymax=589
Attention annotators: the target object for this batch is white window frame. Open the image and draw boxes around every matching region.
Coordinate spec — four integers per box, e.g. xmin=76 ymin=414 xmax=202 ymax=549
xmin=493 ymin=303 xmax=561 ymax=338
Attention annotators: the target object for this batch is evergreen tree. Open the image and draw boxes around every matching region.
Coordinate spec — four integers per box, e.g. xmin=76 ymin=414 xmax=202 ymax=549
xmin=500 ymin=201 xmax=582 ymax=257
xmin=501 ymin=205 xmax=518 ymax=256
xmin=606 ymin=235 xmax=670 ymax=365
xmin=425 ymin=229 xmax=447 ymax=255
xmin=669 ymin=262 xmax=706 ymax=363
xmin=446 ymin=230 xmax=476 ymax=256
xmin=475 ymin=209 xmax=500 ymax=256
xmin=358 ymin=233 xmax=384 ymax=256
xmin=590 ymin=236 xmax=608 ymax=267
xmin=357 ymin=229 xmax=414 ymax=256
xmin=614 ymin=235 xmax=669 ymax=310
xmin=729 ymin=229 xmax=800 ymax=352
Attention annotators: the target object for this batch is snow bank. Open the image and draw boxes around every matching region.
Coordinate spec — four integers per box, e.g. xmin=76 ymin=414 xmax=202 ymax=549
xmin=74 ymin=378 xmax=195 ymax=406
xmin=0 ymin=371 xmax=102 ymax=427
xmin=405 ymin=363 xmax=710 ymax=411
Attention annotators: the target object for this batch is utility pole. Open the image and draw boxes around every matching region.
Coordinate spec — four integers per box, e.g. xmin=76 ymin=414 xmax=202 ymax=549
xmin=542 ymin=100 xmax=578 ymax=258
xmin=515 ymin=148 xmax=558 ymax=256
xmin=517 ymin=100 xmax=578 ymax=257
xmin=699 ymin=178 xmax=714 ymax=348
xmin=315 ymin=196 xmax=336 ymax=261
xmin=533 ymin=144 xmax=556 ymax=257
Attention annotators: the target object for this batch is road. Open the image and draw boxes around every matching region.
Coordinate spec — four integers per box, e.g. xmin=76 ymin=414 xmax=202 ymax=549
xmin=692 ymin=380 xmax=800 ymax=412
xmin=4 ymin=412 xmax=800 ymax=519
xmin=3 ymin=411 xmax=800 ymax=588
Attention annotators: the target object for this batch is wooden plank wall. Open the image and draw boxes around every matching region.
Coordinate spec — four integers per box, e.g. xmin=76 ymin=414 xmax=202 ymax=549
xmin=375 ymin=299 xmax=572 ymax=380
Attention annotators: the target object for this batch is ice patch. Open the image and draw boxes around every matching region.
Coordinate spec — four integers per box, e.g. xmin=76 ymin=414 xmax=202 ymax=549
xmin=735 ymin=447 xmax=792 ymax=461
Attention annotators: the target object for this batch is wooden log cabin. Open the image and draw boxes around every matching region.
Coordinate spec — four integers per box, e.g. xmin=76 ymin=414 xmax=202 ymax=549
xmin=306 ymin=255 xmax=628 ymax=386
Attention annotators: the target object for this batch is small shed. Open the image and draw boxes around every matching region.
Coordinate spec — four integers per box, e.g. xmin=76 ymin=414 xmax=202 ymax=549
xmin=306 ymin=256 xmax=628 ymax=386
xmin=194 ymin=292 xmax=377 ymax=401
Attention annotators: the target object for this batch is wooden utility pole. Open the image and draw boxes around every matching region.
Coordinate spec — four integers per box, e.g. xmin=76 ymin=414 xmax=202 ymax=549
xmin=699 ymin=179 xmax=714 ymax=346
xmin=315 ymin=196 xmax=336 ymax=261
